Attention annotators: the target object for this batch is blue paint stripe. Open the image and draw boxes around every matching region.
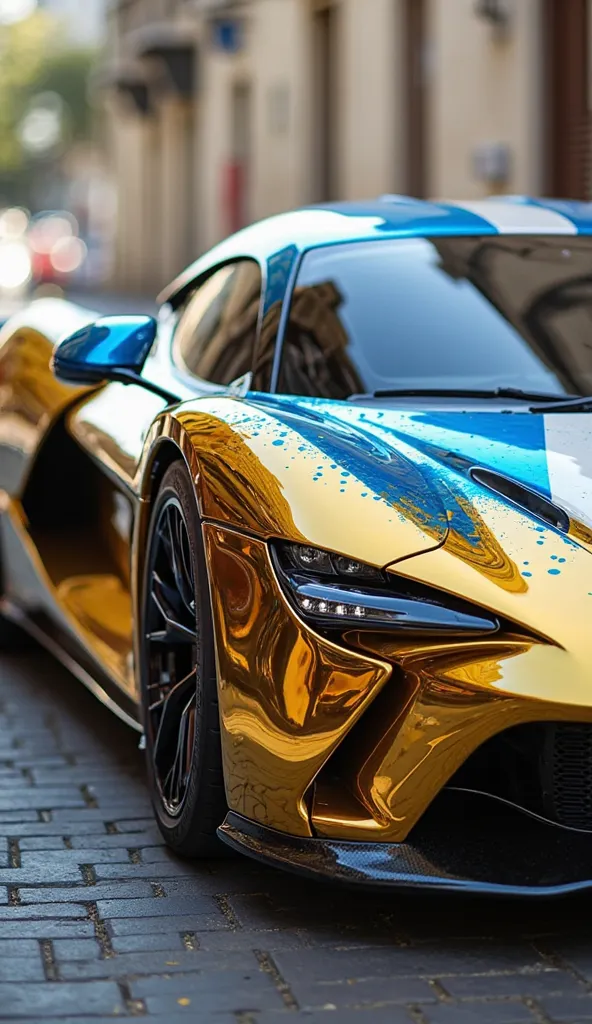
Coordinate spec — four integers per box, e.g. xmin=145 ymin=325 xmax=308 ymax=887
xmin=301 ymin=403 xmax=554 ymax=503
xmin=519 ymin=197 xmax=592 ymax=235
xmin=375 ymin=411 xmax=552 ymax=500
xmin=315 ymin=199 xmax=501 ymax=238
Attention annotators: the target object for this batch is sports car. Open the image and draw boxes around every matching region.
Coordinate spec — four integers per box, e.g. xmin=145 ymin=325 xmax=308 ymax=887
xmin=3 ymin=195 xmax=592 ymax=894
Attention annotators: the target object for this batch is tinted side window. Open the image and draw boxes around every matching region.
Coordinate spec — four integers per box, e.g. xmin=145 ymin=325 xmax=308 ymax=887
xmin=174 ymin=260 xmax=262 ymax=385
xmin=278 ymin=275 xmax=365 ymax=399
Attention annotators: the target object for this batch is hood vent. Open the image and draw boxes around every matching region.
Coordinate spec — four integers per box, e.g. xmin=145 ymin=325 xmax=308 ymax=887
xmin=470 ymin=467 xmax=569 ymax=533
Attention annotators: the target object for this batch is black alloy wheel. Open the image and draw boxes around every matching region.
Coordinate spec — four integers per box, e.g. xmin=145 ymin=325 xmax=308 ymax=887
xmin=140 ymin=460 xmax=226 ymax=857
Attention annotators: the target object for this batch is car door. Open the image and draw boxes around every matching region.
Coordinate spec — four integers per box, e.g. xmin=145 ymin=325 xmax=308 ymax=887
xmin=0 ymin=259 xmax=264 ymax=711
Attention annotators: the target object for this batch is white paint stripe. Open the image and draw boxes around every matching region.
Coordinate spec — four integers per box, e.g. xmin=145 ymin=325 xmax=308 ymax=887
xmin=447 ymin=200 xmax=578 ymax=235
xmin=544 ymin=414 xmax=592 ymax=529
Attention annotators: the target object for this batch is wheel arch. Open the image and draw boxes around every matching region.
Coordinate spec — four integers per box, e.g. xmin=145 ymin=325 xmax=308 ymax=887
xmin=132 ymin=423 xmax=205 ymax=701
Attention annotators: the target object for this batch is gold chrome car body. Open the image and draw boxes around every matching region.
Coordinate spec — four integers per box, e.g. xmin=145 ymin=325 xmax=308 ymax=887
xmin=1 ymin=311 xmax=592 ymax=849
xmin=3 ymin=200 xmax=592 ymax=892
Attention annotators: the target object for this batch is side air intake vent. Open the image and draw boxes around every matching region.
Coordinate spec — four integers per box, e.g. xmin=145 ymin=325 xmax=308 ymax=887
xmin=543 ymin=724 xmax=592 ymax=830
xmin=448 ymin=722 xmax=592 ymax=833
xmin=470 ymin=467 xmax=569 ymax=532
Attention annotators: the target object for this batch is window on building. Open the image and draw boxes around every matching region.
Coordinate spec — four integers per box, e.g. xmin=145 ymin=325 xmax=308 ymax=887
xmin=277 ymin=236 xmax=592 ymax=400
xmin=312 ymin=1 xmax=339 ymax=201
xmin=404 ymin=0 xmax=428 ymax=197
xmin=173 ymin=260 xmax=262 ymax=386
xmin=545 ymin=0 xmax=589 ymax=199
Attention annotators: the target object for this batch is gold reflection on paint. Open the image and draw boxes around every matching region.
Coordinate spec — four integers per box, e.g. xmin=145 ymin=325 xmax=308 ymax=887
xmin=569 ymin=517 xmax=592 ymax=552
xmin=2 ymin=499 xmax=135 ymax=699
xmin=311 ymin=630 xmax=592 ymax=842
xmin=445 ymin=493 xmax=527 ymax=595
xmin=179 ymin=411 xmax=307 ymax=539
xmin=337 ymin=639 xmax=529 ymax=840
xmin=393 ymin=495 xmax=592 ymax=661
xmin=0 ymin=325 xmax=91 ymax=494
xmin=171 ymin=398 xmax=448 ymax=568
xmin=68 ymin=383 xmax=167 ymax=491
xmin=204 ymin=524 xmax=391 ymax=836
xmin=57 ymin=574 xmax=133 ymax=687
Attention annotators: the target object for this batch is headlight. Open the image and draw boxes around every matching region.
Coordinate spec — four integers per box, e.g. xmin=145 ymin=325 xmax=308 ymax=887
xmin=271 ymin=542 xmax=499 ymax=636
xmin=282 ymin=544 xmax=383 ymax=580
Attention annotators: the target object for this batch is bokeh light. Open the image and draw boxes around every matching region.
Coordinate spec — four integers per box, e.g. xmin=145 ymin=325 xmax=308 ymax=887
xmin=0 ymin=241 xmax=32 ymax=290
xmin=0 ymin=207 xmax=29 ymax=239
xmin=28 ymin=213 xmax=76 ymax=254
xmin=19 ymin=93 xmax=64 ymax=156
xmin=0 ymin=0 xmax=37 ymax=26
xmin=49 ymin=235 xmax=87 ymax=275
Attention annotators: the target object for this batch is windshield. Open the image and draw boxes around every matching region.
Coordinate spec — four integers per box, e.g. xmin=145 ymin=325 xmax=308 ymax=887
xmin=277 ymin=236 xmax=592 ymax=400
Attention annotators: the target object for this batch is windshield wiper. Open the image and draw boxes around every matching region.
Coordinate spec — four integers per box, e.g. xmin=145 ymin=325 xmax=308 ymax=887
xmin=530 ymin=395 xmax=592 ymax=413
xmin=348 ymin=388 xmax=570 ymax=403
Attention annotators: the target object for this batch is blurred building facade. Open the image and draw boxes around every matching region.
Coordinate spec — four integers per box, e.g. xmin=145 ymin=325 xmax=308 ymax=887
xmin=39 ymin=0 xmax=107 ymax=44
xmin=103 ymin=0 xmax=592 ymax=294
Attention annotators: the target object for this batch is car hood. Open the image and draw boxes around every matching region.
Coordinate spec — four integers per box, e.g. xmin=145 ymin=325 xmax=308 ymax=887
xmin=248 ymin=395 xmax=592 ymax=551
xmin=294 ymin=401 xmax=592 ymax=533
xmin=186 ymin=393 xmax=592 ymax=569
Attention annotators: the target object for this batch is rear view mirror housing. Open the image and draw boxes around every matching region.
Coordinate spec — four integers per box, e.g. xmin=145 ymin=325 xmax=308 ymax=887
xmin=51 ymin=315 xmax=179 ymax=403
xmin=52 ymin=315 xmax=158 ymax=385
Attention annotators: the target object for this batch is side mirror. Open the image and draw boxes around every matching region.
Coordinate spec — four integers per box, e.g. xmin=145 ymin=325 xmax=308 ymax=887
xmin=52 ymin=315 xmax=157 ymax=386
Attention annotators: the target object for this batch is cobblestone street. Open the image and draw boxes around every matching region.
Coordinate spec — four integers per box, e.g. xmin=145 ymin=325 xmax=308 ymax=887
xmin=3 ymin=649 xmax=592 ymax=1022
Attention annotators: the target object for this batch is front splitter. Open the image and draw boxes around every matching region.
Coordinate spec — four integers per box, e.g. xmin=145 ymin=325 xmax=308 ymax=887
xmin=217 ymin=790 xmax=592 ymax=896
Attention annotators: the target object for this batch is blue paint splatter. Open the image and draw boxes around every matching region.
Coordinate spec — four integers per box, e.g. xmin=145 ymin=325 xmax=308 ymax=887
xmin=548 ymin=569 xmax=561 ymax=576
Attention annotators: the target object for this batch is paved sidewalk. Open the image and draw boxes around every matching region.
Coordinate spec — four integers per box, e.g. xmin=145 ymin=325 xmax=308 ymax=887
xmin=2 ymin=648 xmax=592 ymax=1022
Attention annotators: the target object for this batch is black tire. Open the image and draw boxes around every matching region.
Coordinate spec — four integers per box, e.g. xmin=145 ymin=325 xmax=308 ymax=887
xmin=0 ymin=554 xmax=30 ymax=650
xmin=139 ymin=460 xmax=227 ymax=857
xmin=0 ymin=613 xmax=28 ymax=649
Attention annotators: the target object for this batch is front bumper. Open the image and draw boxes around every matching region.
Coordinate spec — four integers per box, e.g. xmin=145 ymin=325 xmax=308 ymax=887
xmin=218 ymin=789 xmax=592 ymax=896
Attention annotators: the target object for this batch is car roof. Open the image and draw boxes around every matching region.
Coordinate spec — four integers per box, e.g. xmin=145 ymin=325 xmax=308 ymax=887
xmin=160 ymin=195 xmax=592 ymax=304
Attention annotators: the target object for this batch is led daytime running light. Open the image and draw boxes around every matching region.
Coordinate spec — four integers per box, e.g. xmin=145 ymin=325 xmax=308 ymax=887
xmin=272 ymin=542 xmax=500 ymax=636
xmin=296 ymin=593 xmax=385 ymax=621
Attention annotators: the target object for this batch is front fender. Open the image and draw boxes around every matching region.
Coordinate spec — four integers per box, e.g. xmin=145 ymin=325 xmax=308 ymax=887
xmin=138 ymin=396 xmax=449 ymax=569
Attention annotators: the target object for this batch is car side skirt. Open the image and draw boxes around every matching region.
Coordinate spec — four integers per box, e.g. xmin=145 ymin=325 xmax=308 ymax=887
xmin=0 ymin=599 xmax=141 ymax=731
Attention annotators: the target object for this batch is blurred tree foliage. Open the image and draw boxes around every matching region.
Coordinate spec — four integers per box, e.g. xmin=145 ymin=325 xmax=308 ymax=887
xmin=30 ymin=49 xmax=95 ymax=143
xmin=0 ymin=10 xmax=95 ymax=203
